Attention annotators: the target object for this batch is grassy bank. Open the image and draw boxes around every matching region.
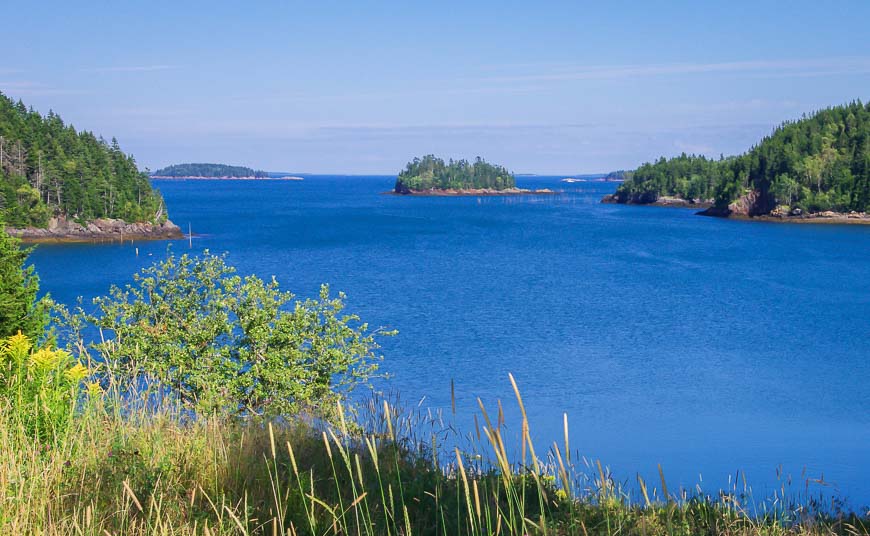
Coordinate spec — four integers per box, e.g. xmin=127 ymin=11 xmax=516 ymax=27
xmin=2 ymin=374 xmax=867 ymax=535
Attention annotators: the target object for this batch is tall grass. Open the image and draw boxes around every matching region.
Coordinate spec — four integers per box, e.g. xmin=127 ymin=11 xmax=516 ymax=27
xmin=0 ymin=372 xmax=866 ymax=535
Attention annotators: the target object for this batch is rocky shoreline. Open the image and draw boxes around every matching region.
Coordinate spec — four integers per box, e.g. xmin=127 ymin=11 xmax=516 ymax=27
xmin=602 ymin=192 xmax=870 ymax=225
xmin=7 ymin=217 xmax=185 ymax=244
xmin=601 ymin=193 xmax=712 ymax=209
xmin=699 ymin=205 xmax=870 ymax=225
xmin=697 ymin=189 xmax=870 ymax=224
xmin=389 ymin=187 xmax=556 ymax=196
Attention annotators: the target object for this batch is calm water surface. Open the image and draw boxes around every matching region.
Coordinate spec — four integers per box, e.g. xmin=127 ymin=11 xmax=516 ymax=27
xmin=30 ymin=176 xmax=870 ymax=506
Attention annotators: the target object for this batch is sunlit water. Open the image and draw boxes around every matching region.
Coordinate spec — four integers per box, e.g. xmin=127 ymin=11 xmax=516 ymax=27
xmin=29 ymin=176 xmax=870 ymax=507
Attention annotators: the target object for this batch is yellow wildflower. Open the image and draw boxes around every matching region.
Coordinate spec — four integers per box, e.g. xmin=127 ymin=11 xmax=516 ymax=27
xmin=30 ymin=348 xmax=62 ymax=371
xmin=7 ymin=331 xmax=30 ymax=351
xmin=86 ymin=381 xmax=102 ymax=397
xmin=65 ymin=363 xmax=89 ymax=382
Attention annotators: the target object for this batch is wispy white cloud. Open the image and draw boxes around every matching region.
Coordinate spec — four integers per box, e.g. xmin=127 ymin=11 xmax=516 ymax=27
xmin=84 ymin=65 xmax=178 ymax=73
xmin=228 ymin=83 xmax=547 ymax=105
xmin=225 ymin=57 xmax=870 ymax=106
xmin=313 ymin=121 xmax=597 ymax=132
xmin=673 ymin=98 xmax=803 ymax=114
xmin=481 ymin=57 xmax=870 ymax=83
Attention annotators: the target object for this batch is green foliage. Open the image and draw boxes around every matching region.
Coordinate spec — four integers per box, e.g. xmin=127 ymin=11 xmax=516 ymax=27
xmin=0 ymin=91 xmax=167 ymax=228
xmin=62 ymin=250 xmax=390 ymax=417
xmin=395 ymin=155 xmax=516 ymax=193
xmin=0 ymin=332 xmax=93 ymax=442
xmin=603 ymin=169 xmax=635 ymax=181
xmin=0 ymin=229 xmax=49 ymax=340
xmin=614 ymin=154 xmax=730 ymax=204
xmin=151 ymin=163 xmax=268 ymax=178
xmin=615 ymin=101 xmax=870 ymax=213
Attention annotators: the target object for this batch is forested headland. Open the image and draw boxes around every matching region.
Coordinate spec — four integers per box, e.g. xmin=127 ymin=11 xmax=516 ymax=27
xmin=151 ymin=163 xmax=268 ymax=178
xmin=0 ymin=92 xmax=180 ymax=240
xmin=0 ymin=92 xmax=170 ymax=229
xmin=605 ymin=101 xmax=870 ymax=222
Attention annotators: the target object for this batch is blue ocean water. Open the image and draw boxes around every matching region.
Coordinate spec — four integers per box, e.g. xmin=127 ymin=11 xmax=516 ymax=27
xmin=29 ymin=176 xmax=870 ymax=506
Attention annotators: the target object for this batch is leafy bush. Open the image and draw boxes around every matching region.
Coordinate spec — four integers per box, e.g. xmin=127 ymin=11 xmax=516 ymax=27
xmin=61 ymin=250 xmax=392 ymax=417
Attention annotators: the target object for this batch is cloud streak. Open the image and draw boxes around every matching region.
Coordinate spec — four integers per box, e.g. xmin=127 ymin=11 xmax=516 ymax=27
xmin=483 ymin=57 xmax=870 ymax=83
xmin=238 ymin=57 xmax=870 ymax=105
xmin=84 ymin=65 xmax=178 ymax=73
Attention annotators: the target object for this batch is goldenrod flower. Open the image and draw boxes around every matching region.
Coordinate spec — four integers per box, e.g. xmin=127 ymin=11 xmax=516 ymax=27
xmin=65 ymin=362 xmax=89 ymax=382
xmin=30 ymin=348 xmax=62 ymax=371
xmin=7 ymin=331 xmax=30 ymax=352
xmin=86 ymin=381 xmax=102 ymax=397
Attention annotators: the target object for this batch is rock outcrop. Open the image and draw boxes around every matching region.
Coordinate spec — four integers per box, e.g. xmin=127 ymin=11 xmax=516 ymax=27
xmin=7 ymin=217 xmax=184 ymax=243
xmin=699 ymin=192 xmax=870 ymax=224
xmin=601 ymin=193 xmax=712 ymax=208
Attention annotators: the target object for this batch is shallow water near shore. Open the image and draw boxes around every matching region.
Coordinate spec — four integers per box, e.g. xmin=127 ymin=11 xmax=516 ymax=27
xmin=28 ymin=176 xmax=870 ymax=508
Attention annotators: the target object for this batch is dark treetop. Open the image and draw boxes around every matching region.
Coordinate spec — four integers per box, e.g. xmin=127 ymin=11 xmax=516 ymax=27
xmin=151 ymin=163 xmax=268 ymax=178
xmin=394 ymin=155 xmax=516 ymax=193
xmin=612 ymin=101 xmax=870 ymax=214
xmin=0 ymin=92 xmax=168 ymax=228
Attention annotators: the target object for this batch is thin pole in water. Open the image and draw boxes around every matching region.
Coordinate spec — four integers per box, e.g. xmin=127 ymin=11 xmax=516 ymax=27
xmin=188 ymin=223 xmax=192 ymax=248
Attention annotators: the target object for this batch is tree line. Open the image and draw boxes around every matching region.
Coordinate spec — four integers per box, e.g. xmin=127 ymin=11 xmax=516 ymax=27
xmin=0 ymin=92 xmax=166 ymax=228
xmin=395 ymin=155 xmax=515 ymax=193
xmin=614 ymin=101 xmax=870 ymax=213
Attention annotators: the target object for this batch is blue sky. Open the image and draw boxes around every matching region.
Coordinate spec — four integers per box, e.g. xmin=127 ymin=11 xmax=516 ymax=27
xmin=3 ymin=0 xmax=870 ymax=174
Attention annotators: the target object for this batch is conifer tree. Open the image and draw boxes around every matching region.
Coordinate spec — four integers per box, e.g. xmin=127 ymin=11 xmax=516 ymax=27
xmin=0 ymin=227 xmax=49 ymax=339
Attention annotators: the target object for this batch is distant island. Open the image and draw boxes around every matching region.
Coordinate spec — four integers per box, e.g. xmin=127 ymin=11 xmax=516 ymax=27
xmin=603 ymin=101 xmax=870 ymax=224
xmin=393 ymin=155 xmax=553 ymax=196
xmin=151 ymin=163 xmax=269 ymax=179
xmin=0 ymin=92 xmax=181 ymax=242
xmin=561 ymin=171 xmax=634 ymax=183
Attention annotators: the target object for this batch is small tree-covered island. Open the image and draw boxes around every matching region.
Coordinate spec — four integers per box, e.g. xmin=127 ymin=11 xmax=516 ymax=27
xmin=0 ymin=92 xmax=182 ymax=242
xmin=604 ymin=101 xmax=870 ymax=223
xmin=151 ymin=163 xmax=270 ymax=179
xmin=393 ymin=155 xmax=554 ymax=195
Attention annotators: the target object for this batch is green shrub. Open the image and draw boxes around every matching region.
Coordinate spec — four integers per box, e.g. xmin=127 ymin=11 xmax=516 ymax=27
xmin=60 ymin=250 xmax=393 ymax=418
